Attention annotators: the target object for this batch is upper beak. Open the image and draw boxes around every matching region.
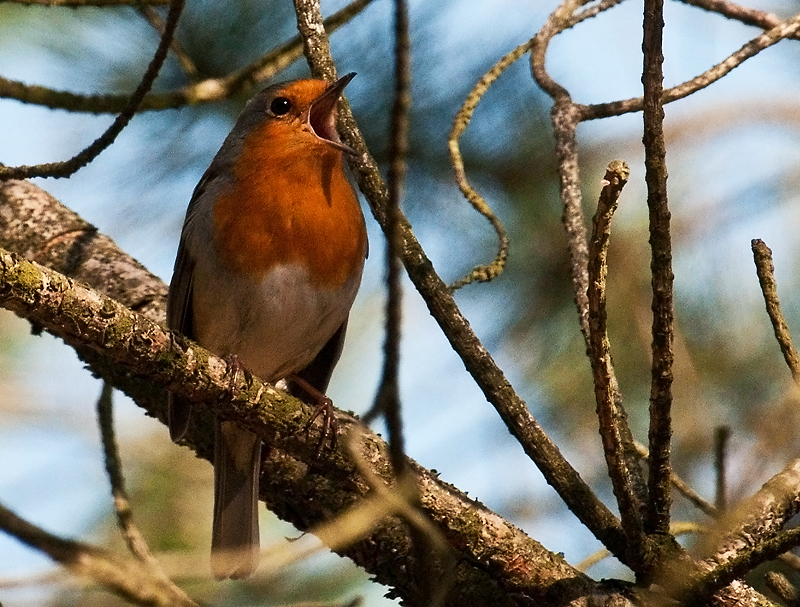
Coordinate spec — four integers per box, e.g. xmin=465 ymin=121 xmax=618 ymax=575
xmin=307 ymin=72 xmax=357 ymax=156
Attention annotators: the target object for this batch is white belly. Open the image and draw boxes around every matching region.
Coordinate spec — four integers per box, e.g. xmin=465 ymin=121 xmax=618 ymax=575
xmin=190 ymin=260 xmax=361 ymax=382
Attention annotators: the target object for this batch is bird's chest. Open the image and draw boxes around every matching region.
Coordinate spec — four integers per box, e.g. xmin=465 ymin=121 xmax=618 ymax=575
xmin=211 ymin=152 xmax=367 ymax=291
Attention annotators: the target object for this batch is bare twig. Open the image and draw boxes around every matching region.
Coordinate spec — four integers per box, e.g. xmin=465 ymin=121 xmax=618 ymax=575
xmin=751 ymin=239 xmax=800 ymax=384
xmin=582 ymin=11 xmax=800 ymax=120
xmin=365 ymin=0 xmax=411 ymax=474
xmin=530 ymin=0 xmax=620 ymax=343
xmin=550 ymin=99 xmax=591 ymax=342
xmin=587 ymin=161 xmax=646 ymax=555
xmin=642 ymin=0 xmax=674 ymax=539
xmin=96 ymin=384 xmax=190 ymax=603
xmin=136 ymin=5 xmax=200 ymax=82
xmin=0 ymin=0 xmax=373 ymax=113
xmin=679 ymin=0 xmax=798 ymax=39
xmin=0 ymin=0 xmax=185 ymax=180
xmin=567 ymin=0 xmax=625 ymax=26
xmin=0 ymin=501 xmax=197 ymax=607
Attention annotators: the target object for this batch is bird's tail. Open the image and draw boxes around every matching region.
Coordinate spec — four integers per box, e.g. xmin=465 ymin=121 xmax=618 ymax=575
xmin=211 ymin=419 xmax=261 ymax=579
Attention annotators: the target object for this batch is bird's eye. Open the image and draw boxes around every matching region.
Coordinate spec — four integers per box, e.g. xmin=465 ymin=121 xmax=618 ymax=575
xmin=270 ymin=97 xmax=292 ymax=116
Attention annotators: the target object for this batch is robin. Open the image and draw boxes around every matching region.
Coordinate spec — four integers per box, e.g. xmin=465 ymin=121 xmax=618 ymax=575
xmin=166 ymin=73 xmax=367 ymax=580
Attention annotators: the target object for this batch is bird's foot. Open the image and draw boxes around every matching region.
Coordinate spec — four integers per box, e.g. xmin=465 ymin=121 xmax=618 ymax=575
xmin=224 ymin=354 xmax=252 ymax=398
xmin=288 ymin=373 xmax=339 ymax=456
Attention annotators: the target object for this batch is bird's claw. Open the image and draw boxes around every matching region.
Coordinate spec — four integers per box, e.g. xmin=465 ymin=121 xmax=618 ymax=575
xmin=302 ymin=395 xmax=339 ymax=457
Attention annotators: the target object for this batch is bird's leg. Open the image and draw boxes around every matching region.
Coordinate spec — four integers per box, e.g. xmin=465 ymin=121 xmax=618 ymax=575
xmin=224 ymin=354 xmax=252 ymax=398
xmin=288 ymin=373 xmax=339 ymax=455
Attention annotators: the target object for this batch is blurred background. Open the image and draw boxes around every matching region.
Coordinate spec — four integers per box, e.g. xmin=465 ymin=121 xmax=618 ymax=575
xmin=0 ymin=0 xmax=799 ymax=604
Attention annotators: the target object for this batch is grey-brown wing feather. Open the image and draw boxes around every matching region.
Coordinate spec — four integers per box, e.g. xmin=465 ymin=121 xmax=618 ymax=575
xmin=166 ymin=239 xmax=195 ymax=441
xmin=165 ymin=167 xmax=216 ymax=441
xmin=290 ymin=319 xmax=349 ymax=399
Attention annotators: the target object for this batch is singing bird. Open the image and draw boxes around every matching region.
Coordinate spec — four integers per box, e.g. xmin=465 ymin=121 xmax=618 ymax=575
xmin=166 ymin=73 xmax=367 ymax=579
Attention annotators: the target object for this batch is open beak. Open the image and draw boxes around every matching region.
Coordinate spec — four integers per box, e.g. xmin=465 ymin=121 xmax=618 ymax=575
xmin=307 ymin=72 xmax=357 ymax=156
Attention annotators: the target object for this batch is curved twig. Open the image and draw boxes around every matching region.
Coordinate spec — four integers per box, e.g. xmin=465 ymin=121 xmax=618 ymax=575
xmin=447 ymin=41 xmax=525 ymax=291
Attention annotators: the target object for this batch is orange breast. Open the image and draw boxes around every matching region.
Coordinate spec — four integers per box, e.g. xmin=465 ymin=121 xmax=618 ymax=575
xmin=212 ymin=120 xmax=367 ymax=290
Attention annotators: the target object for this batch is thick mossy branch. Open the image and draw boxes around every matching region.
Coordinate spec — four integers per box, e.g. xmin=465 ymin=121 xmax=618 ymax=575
xmin=0 ymin=202 xmax=599 ymax=605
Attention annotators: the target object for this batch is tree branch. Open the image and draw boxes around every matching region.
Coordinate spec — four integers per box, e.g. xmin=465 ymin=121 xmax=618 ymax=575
xmin=293 ymin=0 xmax=631 ymax=567
xmin=582 ymin=10 xmax=800 ymax=120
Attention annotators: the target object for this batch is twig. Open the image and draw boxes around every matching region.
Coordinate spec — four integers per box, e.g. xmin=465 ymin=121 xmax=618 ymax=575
xmin=643 ymin=0 xmax=674 ymax=539
xmin=678 ymin=0 xmax=798 ymax=39
xmin=0 ymin=0 xmax=185 ymax=180
xmin=635 ymin=441 xmax=718 ymax=518
xmin=587 ymin=161 xmax=646 ymax=557
xmin=96 ymin=384 xmax=190 ymax=602
xmin=685 ymin=527 xmax=800 ymax=605
xmin=5 ymin=0 xmax=167 ymax=4
xmin=714 ymin=426 xmax=731 ymax=513
xmin=0 ymin=0 xmax=373 ymax=113
xmin=364 ymin=0 xmax=410 ymax=474
xmin=751 ymin=239 xmax=800 ymax=384
xmin=136 ymin=5 xmax=200 ymax=82
xmin=550 ymin=99 xmax=591 ymax=342
xmin=293 ymin=0 xmax=630 ymax=567
xmin=567 ymin=0 xmax=626 ymax=27
xmin=0 ymin=501 xmax=197 ymax=607
xmin=582 ymin=11 xmax=800 ymax=120
xmin=447 ymin=40 xmax=522 ymax=290
xmin=530 ymin=0 xmax=619 ymax=343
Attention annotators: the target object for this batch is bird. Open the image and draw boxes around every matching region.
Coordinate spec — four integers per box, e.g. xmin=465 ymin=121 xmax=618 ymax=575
xmin=166 ymin=73 xmax=367 ymax=580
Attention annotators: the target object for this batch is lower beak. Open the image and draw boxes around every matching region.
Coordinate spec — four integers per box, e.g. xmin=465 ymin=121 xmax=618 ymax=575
xmin=307 ymin=72 xmax=357 ymax=156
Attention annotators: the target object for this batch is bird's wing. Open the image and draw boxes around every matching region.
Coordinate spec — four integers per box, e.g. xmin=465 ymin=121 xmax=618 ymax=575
xmin=292 ymin=318 xmax=349 ymax=397
xmin=165 ymin=167 xmax=219 ymax=440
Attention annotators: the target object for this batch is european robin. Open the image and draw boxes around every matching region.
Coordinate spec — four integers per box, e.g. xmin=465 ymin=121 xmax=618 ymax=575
xmin=166 ymin=73 xmax=367 ymax=579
